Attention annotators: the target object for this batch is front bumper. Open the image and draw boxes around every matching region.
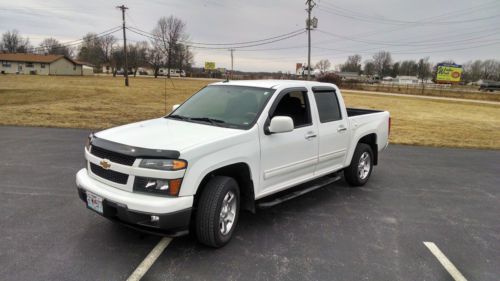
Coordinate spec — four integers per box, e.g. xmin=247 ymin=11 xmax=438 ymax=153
xmin=76 ymin=169 xmax=193 ymax=236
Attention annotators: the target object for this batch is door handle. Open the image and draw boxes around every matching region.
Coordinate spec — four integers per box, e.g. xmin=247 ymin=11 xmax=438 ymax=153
xmin=337 ymin=126 xmax=347 ymax=132
xmin=305 ymin=133 xmax=317 ymax=140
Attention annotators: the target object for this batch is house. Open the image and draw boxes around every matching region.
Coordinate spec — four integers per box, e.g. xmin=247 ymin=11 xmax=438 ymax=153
xmin=0 ymin=53 xmax=85 ymax=76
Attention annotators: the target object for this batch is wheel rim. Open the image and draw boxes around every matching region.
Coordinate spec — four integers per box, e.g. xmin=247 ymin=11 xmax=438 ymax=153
xmin=219 ymin=191 xmax=237 ymax=235
xmin=357 ymin=152 xmax=371 ymax=180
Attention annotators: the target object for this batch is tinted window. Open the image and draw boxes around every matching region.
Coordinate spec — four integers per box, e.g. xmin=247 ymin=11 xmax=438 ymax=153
xmin=271 ymin=91 xmax=311 ymax=128
xmin=313 ymin=91 xmax=342 ymax=123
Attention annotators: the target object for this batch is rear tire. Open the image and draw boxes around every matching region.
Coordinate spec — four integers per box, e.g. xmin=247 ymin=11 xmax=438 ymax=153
xmin=344 ymin=143 xmax=373 ymax=187
xmin=195 ymin=176 xmax=240 ymax=248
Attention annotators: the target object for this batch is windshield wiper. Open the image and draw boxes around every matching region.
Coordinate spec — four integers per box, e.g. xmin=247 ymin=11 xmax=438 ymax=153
xmin=168 ymin=114 xmax=189 ymax=120
xmin=190 ymin=117 xmax=226 ymax=126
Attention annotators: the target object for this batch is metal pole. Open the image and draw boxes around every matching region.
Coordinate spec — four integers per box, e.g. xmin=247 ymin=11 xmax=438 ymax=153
xmin=117 ymin=5 xmax=129 ymax=86
xmin=230 ymin=48 xmax=234 ymax=80
xmin=307 ymin=0 xmax=312 ymax=81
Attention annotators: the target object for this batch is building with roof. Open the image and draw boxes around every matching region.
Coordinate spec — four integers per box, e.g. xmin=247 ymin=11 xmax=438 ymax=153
xmin=0 ymin=53 xmax=88 ymax=76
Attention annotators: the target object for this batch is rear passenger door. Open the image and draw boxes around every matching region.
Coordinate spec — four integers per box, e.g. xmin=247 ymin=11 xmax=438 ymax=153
xmin=311 ymin=87 xmax=349 ymax=176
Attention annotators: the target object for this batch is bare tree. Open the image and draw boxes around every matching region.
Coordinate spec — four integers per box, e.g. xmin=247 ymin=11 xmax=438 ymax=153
xmin=147 ymin=46 xmax=164 ymax=78
xmin=372 ymin=51 xmax=392 ymax=77
xmin=1 ymin=30 xmax=31 ymax=53
xmin=39 ymin=38 xmax=70 ymax=56
xmin=128 ymin=41 xmax=148 ymax=77
xmin=99 ymin=34 xmax=117 ymax=72
xmin=340 ymin=54 xmax=362 ymax=73
xmin=152 ymin=16 xmax=188 ymax=78
xmin=315 ymin=59 xmax=331 ymax=74
xmin=176 ymin=44 xmax=193 ymax=74
xmin=78 ymin=33 xmax=104 ymax=68
xmin=471 ymin=60 xmax=483 ymax=82
xmin=391 ymin=62 xmax=400 ymax=77
xmin=482 ymin=59 xmax=498 ymax=80
xmin=399 ymin=60 xmax=418 ymax=76
xmin=363 ymin=60 xmax=375 ymax=76
xmin=417 ymin=57 xmax=432 ymax=83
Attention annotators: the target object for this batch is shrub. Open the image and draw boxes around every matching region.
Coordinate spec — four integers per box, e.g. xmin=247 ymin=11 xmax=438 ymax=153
xmin=316 ymin=73 xmax=342 ymax=86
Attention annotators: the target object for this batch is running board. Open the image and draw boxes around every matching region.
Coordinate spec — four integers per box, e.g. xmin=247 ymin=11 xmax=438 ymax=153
xmin=257 ymin=174 xmax=341 ymax=209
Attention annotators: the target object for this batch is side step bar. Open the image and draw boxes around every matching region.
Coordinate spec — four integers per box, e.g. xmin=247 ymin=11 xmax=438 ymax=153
xmin=257 ymin=174 xmax=341 ymax=209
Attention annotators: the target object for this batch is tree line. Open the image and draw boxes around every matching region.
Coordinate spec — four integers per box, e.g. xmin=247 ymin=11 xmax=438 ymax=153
xmin=0 ymin=16 xmax=193 ymax=78
xmin=316 ymin=51 xmax=500 ymax=82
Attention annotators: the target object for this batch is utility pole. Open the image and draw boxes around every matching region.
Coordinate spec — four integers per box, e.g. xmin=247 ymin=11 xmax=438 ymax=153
xmin=229 ymin=48 xmax=234 ymax=80
xmin=117 ymin=5 xmax=129 ymax=87
xmin=306 ymin=0 xmax=316 ymax=81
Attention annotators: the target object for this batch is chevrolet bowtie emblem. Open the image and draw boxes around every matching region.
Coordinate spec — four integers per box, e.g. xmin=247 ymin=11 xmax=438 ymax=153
xmin=99 ymin=159 xmax=111 ymax=170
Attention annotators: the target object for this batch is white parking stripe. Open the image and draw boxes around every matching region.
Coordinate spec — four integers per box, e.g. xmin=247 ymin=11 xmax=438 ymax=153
xmin=127 ymin=237 xmax=172 ymax=281
xmin=423 ymin=242 xmax=468 ymax=281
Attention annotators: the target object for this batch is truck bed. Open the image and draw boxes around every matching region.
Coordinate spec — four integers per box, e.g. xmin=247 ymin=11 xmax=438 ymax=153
xmin=346 ymin=108 xmax=383 ymax=117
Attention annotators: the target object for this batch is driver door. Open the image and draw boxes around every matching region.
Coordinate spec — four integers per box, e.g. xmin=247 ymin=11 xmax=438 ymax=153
xmin=258 ymin=88 xmax=319 ymax=197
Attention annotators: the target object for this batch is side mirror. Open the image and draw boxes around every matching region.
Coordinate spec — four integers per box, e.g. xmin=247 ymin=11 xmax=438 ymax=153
xmin=269 ymin=116 xmax=294 ymax=134
xmin=172 ymin=104 xmax=180 ymax=111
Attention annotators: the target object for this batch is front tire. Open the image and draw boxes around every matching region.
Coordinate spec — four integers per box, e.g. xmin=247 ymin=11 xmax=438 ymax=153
xmin=195 ymin=176 xmax=240 ymax=248
xmin=344 ymin=143 xmax=374 ymax=187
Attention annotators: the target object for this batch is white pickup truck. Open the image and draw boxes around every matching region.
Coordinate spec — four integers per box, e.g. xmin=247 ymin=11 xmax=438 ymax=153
xmin=76 ymin=80 xmax=390 ymax=247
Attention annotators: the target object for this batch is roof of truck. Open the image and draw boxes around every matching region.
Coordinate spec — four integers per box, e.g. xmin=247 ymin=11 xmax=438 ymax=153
xmin=210 ymin=80 xmax=335 ymax=89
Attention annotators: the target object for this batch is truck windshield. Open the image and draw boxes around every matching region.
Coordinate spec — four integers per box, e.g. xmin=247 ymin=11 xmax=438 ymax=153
xmin=168 ymin=85 xmax=275 ymax=129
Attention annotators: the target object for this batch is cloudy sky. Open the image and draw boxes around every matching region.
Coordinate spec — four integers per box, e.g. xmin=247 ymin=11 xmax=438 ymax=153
xmin=0 ymin=0 xmax=499 ymax=72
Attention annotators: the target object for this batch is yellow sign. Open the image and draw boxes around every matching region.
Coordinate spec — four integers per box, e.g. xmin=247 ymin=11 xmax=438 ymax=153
xmin=205 ymin=62 xmax=216 ymax=70
xmin=436 ymin=66 xmax=462 ymax=82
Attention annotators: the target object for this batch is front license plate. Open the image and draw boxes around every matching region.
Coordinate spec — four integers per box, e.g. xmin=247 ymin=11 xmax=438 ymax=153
xmin=86 ymin=191 xmax=103 ymax=214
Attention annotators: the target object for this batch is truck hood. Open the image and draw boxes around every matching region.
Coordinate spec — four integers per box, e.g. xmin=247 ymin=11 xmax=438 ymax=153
xmin=95 ymin=118 xmax=244 ymax=153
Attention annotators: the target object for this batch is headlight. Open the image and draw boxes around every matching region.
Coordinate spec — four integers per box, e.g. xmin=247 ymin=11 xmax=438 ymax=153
xmin=139 ymin=159 xmax=187 ymax=171
xmin=134 ymin=177 xmax=183 ymax=196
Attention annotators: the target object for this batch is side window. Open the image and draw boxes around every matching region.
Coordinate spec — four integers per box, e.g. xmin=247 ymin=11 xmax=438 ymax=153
xmin=313 ymin=91 xmax=342 ymax=123
xmin=271 ymin=91 xmax=312 ymax=128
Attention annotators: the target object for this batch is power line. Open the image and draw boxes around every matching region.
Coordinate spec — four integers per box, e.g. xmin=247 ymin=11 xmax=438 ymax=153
xmin=26 ymin=27 xmax=122 ymax=53
xmin=316 ymin=29 xmax=500 ymax=48
xmin=127 ymin=26 xmax=305 ymax=46
xmin=317 ymin=1 xmax=500 ymax=26
xmin=126 ymin=27 xmax=306 ymax=49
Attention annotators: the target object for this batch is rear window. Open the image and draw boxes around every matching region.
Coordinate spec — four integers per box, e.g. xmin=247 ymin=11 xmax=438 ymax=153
xmin=313 ymin=91 xmax=342 ymax=123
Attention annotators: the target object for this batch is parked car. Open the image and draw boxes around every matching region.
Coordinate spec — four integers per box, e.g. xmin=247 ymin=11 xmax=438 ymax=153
xmin=158 ymin=68 xmax=186 ymax=77
xmin=76 ymin=80 xmax=390 ymax=247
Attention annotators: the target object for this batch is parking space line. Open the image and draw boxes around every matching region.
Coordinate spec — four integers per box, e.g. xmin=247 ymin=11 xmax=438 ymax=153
xmin=126 ymin=237 xmax=172 ymax=281
xmin=423 ymin=241 xmax=468 ymax=281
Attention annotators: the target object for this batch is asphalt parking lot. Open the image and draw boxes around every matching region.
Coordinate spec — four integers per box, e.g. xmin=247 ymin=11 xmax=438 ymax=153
xmin=0 ymin=126 xmax=499 ymax=281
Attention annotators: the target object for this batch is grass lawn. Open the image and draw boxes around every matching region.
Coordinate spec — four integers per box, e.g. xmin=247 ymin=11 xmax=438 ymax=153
xmin=1 ymin=75 xmax=499 ymax=149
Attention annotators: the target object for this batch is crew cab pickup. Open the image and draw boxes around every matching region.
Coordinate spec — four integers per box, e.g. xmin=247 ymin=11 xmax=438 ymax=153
xmin=76 ymin=80 xmax=390 ymax=247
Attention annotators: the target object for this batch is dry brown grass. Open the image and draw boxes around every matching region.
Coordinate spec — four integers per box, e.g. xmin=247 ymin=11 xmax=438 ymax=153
xmin=343 ymin=93 xmax=500 ymax=149
xmin=0 ymin=75 xmax=209 ymax=129
xmin=348 ymin=83 xmax=500 ymax=102
xmin=1 ymin=75 xmax=499 ymax=149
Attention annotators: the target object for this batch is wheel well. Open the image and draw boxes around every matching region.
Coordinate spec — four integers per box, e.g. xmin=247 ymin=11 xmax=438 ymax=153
xmin=195 ymin=163 xmax=255 ymax=213
xmin=358 ymin=133 xmax=378 ymax=165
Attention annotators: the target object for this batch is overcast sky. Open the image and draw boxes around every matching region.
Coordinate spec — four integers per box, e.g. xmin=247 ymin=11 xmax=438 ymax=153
xmin=0 ymin=0 xmax=499 ymax=72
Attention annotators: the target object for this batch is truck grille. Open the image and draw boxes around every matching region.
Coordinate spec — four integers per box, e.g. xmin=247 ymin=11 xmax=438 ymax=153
xmin=90 ymin=145 xmax=135 ymax=166
xmin=90 ymin=163 xmax=129 ymax=184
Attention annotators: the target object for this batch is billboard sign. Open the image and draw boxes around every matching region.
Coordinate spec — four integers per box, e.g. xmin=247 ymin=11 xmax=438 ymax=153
xmin=436 ymin=64 xmax=463 ymax=83
xmin=205 ymin=62 xmax=216 ymax=70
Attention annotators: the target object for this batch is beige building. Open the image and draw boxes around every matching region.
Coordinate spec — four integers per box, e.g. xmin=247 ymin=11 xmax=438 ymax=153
xmin=0 ymin=53 xmax=89 ymax=76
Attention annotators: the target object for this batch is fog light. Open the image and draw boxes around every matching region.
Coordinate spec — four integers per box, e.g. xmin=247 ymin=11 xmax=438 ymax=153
xmin=151 ymin=215 xmax=159 ymax=223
